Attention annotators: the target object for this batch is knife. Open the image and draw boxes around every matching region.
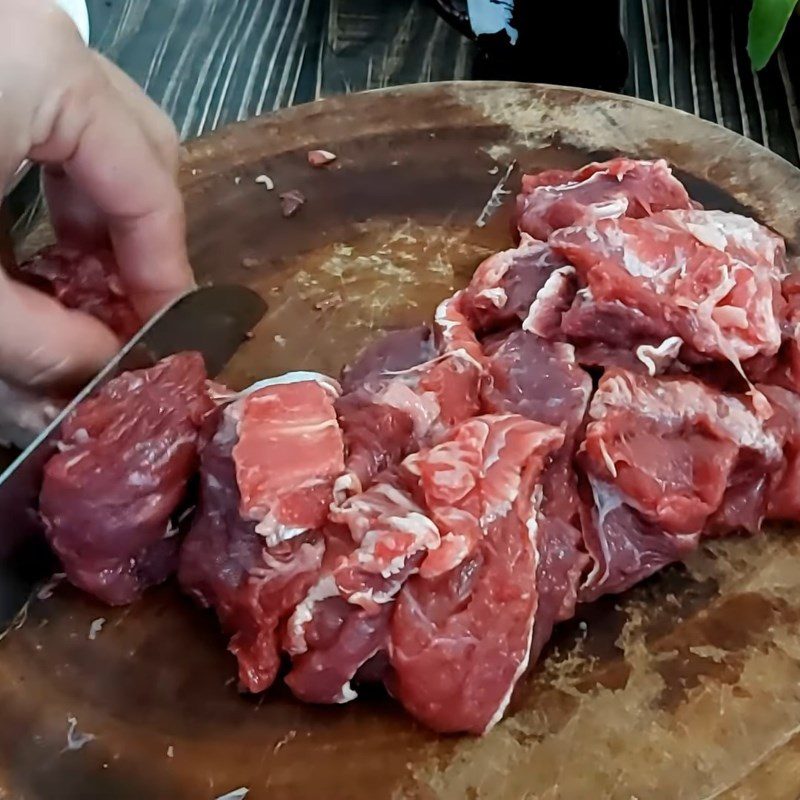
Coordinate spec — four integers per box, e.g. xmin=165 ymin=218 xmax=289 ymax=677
xmin=0 ymin=283 xmax=267 ymax=628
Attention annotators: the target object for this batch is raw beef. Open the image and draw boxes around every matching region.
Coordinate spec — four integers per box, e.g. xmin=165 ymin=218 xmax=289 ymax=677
xmin=760 ymin=384 xmax=800 ymax=522
xmin=232 ymin=379 xmax=345 ymax=546
xmin=482 ymin=332 xmax=591 ymax=434
xmin=17 ymin=244 xmax=142 ymax=340
xmin=390 ymin=414 xmax=564 ymax=733
xmin=515 ymin=158 xmax=693 ymax=241
xmin=40 ymin=353 xmax=214 ymax=605
xmin=481 ymin=332 xmax=592 ymax=652
xmin=336 ymin=345 xmax=481 ymax=492
xmin=285 ymin=477 xmax=438 ymax=704
xmin=551 ymin=209 xmax=785 ymax=375
xmin=32 ymin=155 xmax=800 ymax=737
xmin=578 ymin=369 xmax=783 ymax=599
xmin=336 ymin=328 xmax=436 ymax=492
xmin=461 ymin=235 xmax=573 ymax=333
xmin=179 ymin=404 xmax=324 ymax=693
xmin=340 ymin=326 xmax=434 ymax=393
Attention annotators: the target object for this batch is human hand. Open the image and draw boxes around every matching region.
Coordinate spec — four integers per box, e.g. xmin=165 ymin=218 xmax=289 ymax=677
xmin=0 ymin=0 xmax=194 ymax=392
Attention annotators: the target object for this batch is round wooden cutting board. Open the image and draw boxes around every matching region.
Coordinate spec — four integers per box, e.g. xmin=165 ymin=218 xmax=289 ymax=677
xmin=3 ymin=82 xmax=800 ymax=800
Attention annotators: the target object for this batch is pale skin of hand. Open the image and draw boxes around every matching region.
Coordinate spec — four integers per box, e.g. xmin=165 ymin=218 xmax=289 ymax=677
xmin=0 ymin=0 xmax=195 ymax=392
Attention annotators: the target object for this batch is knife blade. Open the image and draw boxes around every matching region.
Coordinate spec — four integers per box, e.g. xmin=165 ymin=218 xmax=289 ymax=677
xmin=0 ymin=283 xmax=267 ymax=627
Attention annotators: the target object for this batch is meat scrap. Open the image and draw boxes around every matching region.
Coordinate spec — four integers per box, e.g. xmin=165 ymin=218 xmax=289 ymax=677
xmin=280 ymin=190 xmax=306 ymax=217
xmin=515 ymin=158 xmax=693 ymax=241
xmin=308 ymin=149 xmax=337 ymax=167
xmin=17 ymin=244 xmax=142 ymax=340
xmin=40 ymin=353 xmax=214 ymax=605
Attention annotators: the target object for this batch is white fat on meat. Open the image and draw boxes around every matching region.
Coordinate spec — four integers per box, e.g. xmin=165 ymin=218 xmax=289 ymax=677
xmin=666 ymin=209 xmax=786 ymax=266
xmin=284 ymin=573 xmax=339 ymax=656
xmin=375 ymin=381 xmax=440 ymax=439
xmin=591 ymin=371 xmax=781 ymax=460
xmin=582 ymin=477 xmax=626 ymax=588
xmin=238 ymin=372 xmax=341 ymax=399
xmin=291 ymin=482 xmax=441 ymax=651
xmin=521 ymin=265 xmax=576 ymax=337
xmin=635 ymin=336 xmax=683 ymax=376
xmin=332 ymin=471 xmax=362 ymax=503
xmin=331 ymin=482 xmax=428 ymax=543
xmin=476 ymin=287 xmax=507 ymax=308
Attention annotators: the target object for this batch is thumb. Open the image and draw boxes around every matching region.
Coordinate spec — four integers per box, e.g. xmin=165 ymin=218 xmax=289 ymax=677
xmin=0 ymin=268 xmax=119 ymax=391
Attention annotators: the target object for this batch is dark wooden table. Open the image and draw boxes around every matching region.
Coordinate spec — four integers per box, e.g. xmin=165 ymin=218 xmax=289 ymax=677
xmin=83 ymin=0 xmax=800 ymax=158
xmin=8 ymin=0 xmax=800 ymax=232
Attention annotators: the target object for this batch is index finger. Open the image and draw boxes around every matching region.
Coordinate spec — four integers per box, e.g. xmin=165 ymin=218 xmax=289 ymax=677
xmin=29 ymin=66 xmax=195 ymax=318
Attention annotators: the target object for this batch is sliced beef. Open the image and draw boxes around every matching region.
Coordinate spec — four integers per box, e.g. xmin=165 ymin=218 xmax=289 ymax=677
xmin=481 ymin=332 xmax=592 ymax=648
xmin=515 ymin=158 xmax=693 ymax=241
xmin=551 ymin=209 xmax=785 ymax=376
xmin=40 ymin=353 xmax=213 ymax=605
xmin=17 ymin=244 xmax=142 ymax=340
xmin=285 ymin=478 xmax=438 ymax=704
xmin=461 ymin=235 xmax=572 ymax=333
xmin=390 ymin=414 xmax=564 ymax=734
xmin=578 ymin=369 xmax=783 ymax=599
xmin=232 ymin=380 xmax=345 ymax=546
xmin=336 ymin=308 xmax=484 ymax=491
xmin=178 ymin=405 xmax=324 ymax=693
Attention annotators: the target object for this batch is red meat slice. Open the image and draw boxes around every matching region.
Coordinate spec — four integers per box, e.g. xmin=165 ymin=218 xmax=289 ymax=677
xmin=579 ymin=369 xmax=783 ymax=600
xmin=578 ymin=481 xmax=699 ymax=603
xmin=461 ymin=235 xmax=573 ymax=333
xmin=340 ymin=326 xmax=434 ymax=393
xmin=390 ymin=414 xmax=564 ymax=734
xmin=583 ymin=369 xmax=781 ymax=535
xmin=405 ymin=414 xmax=564 ymax=578
xmin=178 ymin=406 xmax=324 ymax=693
xmin=760 ymin=384 xmax=800 ymax=522
xmin=337 ymin=346 xmax=482 ymax=492
xmin=285 ymin=478 xmax=439 ymax=704
xmin=40 ymin=353 xmax=213 ymax=605
xmin=17 ymin=244 xmax=142 ymax=340
xmin=232 ymin=380 xmax=345 ymax=546
xmin=551 ymin=210 xmax=784 ymax=376
xmin=515 ymin=158 xmax=693 ymax=241
xmin=481 ymin=332 xmax=592 ymax=650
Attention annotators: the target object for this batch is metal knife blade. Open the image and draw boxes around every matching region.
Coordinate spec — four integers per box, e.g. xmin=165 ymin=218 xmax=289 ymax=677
xmin=0 ymin=283 xmax=267 ymax=627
